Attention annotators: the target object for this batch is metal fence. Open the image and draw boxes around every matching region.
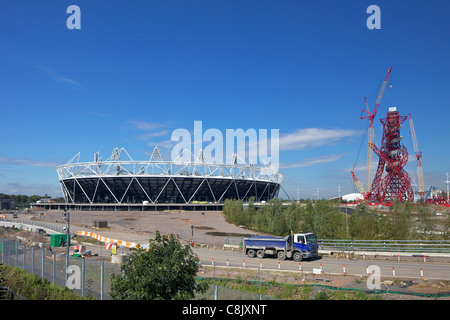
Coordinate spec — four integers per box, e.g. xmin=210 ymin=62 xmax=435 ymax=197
xmin=3 ymin=235 xmax=450 ymax=301
xmin=225 ymin=237 xmax=450 ymax=255
xmin=318 ymin=239 xmax=450 ymax=254
xmin=0 ymin=237 xmax=280 ymax=300
xmin=197 ymin=284 xmax=281 ymax=300
xmin=0 ymin=238 xmax=122 ymax=300
xmin=2 ymin=219 xmax=450 ymax=300
xmin=3 ymin=219 xmax=68 ymax=235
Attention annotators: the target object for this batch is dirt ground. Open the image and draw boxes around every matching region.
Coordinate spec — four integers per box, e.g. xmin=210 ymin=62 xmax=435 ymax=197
xmin=26 ymin=207 xmax=255 ymax=246
xmin=428 ymin=204 xmax=450 ymax=214
xmin=199 ymin=266 xmax=450 ymax=300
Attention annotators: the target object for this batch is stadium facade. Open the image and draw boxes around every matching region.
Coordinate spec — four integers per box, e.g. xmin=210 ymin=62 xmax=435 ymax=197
xmin=54 ymin=147 xmax=283 ymax=209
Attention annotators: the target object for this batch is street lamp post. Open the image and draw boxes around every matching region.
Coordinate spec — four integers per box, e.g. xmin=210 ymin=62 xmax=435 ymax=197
xmin=63 ymin=209 xmax=70 ymax=284
xmin=201 ymin=212 xmax=206 ymax=243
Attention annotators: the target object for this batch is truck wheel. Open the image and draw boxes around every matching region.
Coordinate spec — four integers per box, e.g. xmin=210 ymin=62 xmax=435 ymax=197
xmin=293 ymin=251 xmax=303 ymax=262
xmin=277 ymin=251 xmax=286 ymax=260
xmin=247 ymin=249 xmax=256 ymax=258
xmin=256 ymin=250 xmax=265 ymax=258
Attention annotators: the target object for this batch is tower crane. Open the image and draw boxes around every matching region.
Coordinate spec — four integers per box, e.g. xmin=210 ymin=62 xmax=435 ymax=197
xmin=360 ymin=67 xmax=393 ymax=196
xmin=409 ymin=113 xmax=425 ymax=198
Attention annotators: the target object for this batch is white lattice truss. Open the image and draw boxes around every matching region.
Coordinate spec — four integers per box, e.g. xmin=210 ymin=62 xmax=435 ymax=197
xmin=56 ymin=147 xmax=283 ymax=204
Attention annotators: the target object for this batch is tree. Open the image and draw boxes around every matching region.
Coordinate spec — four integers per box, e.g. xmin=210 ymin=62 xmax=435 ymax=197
xmin=301 ymin=200 xmax=346 ymax=239
xmin=349 ymin=203 xmax=384 ymax=240
xmin=110 ymin=231 xmax=207 ymax=300
xmin=384 ymin=200 xmax=412 ymax=240
xmin=443 ymin=216 xmax=450 ymax=240
xmin=300 ymin=200 xmax=315 ymax=233
xmin=284 ymin=202 xmax=303 ymax=234
xmin=413 ymin=202 xmax=436 ymax=240
xmin=223 ymin=199 xmax=244 ymax=225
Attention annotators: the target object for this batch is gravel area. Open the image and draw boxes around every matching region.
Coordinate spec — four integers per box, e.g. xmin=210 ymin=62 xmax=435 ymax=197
xmin=26 ymin=207 xmax=255 ymax=246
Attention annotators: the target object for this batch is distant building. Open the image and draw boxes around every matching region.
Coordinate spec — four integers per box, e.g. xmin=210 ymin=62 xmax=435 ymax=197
xmin=342 ymin=193 xmax=364 ymax=202
xmin=0 ymin=199 xmax=14 ymax=210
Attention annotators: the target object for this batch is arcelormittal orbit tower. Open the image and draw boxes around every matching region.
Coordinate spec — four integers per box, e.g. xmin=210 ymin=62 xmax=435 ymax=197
xmin=367 ymin=107 xmax=414 ymax=202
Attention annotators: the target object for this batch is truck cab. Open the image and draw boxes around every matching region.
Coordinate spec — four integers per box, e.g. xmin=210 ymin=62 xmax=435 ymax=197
xmin=292 ymin=232 xmax=319 ymax=260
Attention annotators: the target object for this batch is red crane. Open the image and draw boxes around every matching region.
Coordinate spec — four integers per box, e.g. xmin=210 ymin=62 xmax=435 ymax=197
xmin=350 ymin=171 xmax=365 ymax=195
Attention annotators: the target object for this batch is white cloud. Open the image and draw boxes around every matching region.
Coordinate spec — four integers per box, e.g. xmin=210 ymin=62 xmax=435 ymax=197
xmin=37 ymin=65 xmax=83 ymax=88
xmin=138 ymin=130 xmax=169 ymax=140
xmin=0 ymin=156 xmax=61 ymax=168
xmin=127 ymin=120 xmax=165 ymax=131
xmin=127 ymin=120 xmax=171 ymax=143
xmin=278 ymin=128 xmax=361 ymax=151
xmin=280 ymin=154 xmax=345 ymax=169
xmin=147 ymin=139 xmax=175 ymax=150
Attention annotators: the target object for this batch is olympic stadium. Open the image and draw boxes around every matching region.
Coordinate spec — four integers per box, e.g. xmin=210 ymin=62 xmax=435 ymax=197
xmin=39 ymin=147 xmax=283 ymax=211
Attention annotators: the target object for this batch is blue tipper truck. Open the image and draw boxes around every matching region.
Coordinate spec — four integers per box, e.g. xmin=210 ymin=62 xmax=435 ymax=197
xmin=243 ymin=232 xmax=319 ymax=262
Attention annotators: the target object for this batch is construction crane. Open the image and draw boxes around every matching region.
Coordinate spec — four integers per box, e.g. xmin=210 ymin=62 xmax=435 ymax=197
xmin=409 ymin=113 xmax=425 ymax=198
xmin=360 ymin=67 xmax=393 ymax=195
xmin=424 ymin=186 xmax=433 ymax=202
xmin=350 ymin=171 xmax=365 ymax=195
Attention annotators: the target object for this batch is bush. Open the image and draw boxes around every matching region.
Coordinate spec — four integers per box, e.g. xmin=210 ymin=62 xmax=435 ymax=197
xmin=110 ymin=231 xmax=207 ymax=300
xmin=0 ymin=265 xmax=90 ymax=300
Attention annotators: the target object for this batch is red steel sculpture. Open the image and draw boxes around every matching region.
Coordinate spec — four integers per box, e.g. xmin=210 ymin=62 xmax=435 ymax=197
xmin=367 ymin=107 xmax=414 ymax=202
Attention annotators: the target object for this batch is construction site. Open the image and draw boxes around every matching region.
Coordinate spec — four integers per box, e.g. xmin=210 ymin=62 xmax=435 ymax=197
xmin=350 ymin=67 xmax=449 ymax=208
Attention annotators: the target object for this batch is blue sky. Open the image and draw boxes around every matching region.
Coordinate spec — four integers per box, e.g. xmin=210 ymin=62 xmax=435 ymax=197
xmin=0 ymin=0 xmax=449 ymax=199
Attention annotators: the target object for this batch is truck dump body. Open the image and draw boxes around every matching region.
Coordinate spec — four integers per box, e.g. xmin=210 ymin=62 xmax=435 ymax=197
xmin=244 ymin=236 xmax=288 ymax=250
xmin=243 ymin=233 xmax=318 ymax=261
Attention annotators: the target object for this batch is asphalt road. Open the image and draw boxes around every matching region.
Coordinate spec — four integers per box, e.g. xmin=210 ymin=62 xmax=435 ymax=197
xmin=193 ymin=247 xmax=450 ymax=280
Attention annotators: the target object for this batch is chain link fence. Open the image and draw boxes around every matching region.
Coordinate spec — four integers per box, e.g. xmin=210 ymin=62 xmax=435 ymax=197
xmin=2 ymin=220 xmax=450 ymax=301
xmin=1 ymin=237 xmax=281 ymax=300
xmin=0 ymin=237 xmax=121 ymax=300
xmin=3 ymin=236 xmax=450 ymax=300
xmin=1 ymin=228 xmax=283 ymax=300
xmin=197 ymin=284 xmax=281 ymax=300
